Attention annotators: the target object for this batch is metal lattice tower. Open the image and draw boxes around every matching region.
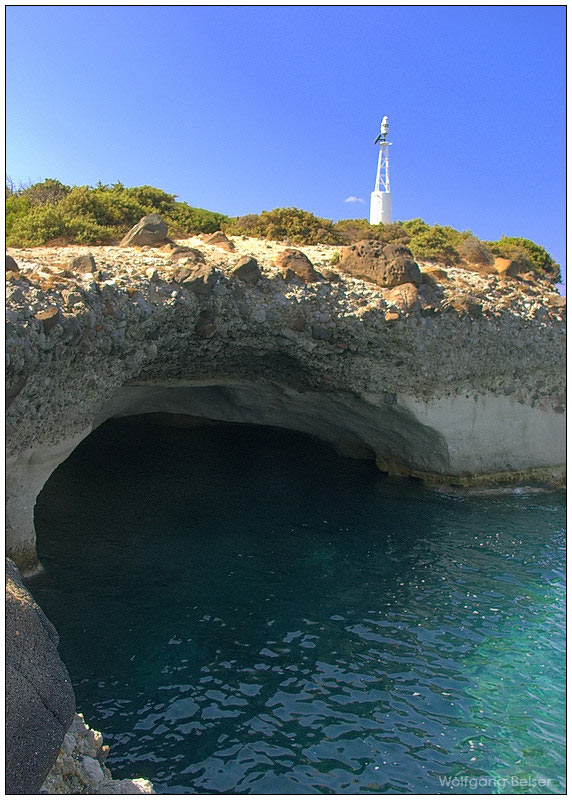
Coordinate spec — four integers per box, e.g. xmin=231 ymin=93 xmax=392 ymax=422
xmin=370 ymin=115 xmax=392 ymax=225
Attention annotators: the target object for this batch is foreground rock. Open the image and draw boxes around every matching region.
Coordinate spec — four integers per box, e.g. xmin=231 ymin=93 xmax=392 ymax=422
xmin=67 ymin=253 xmax=97 ymax=274
xmin=6 ymin=254 xmax=19 ymax=272
xmin=120 ymin=214 xmax=168 ymax=247
xmin=202 ymin=230 xmax=235 ymax=251
xmin=41 ymin=713 xmax=155 ymax=794
xmin=339 ymin=240 xmax=421 ymax=287
xmin=232 ymin=255 xmax=261 ymax=284
xmin=5 ymin=559 xmax=75 ymax=794
xmin=275 ymin=248 xmax=322 ymax=282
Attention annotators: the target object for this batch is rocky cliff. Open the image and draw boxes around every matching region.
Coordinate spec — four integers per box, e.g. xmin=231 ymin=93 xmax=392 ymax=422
xmin=5 ymin=558 xmax=75 ymax=793
xmin=5 ymin=234 xmax=566 ymax=574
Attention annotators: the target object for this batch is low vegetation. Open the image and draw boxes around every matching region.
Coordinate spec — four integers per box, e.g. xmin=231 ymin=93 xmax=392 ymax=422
xmin=6 ymin=178 xmax=560 ymax=282
xmin=6 ymin=179 xmax=227 ymax=247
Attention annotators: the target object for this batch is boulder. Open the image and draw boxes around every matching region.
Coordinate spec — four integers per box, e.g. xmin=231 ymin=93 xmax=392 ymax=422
xmin=202 ymin=231 xmax=235 ymax=252
xmin=6 ymin=254 xmax=19 ymax=273
xmin=120 ymin=214 xmax=168 ymax=247
xmin=35 ymin=306 xmax=62 ymax=334
xmin=232 ymin=256 xmax=261 ymax=285
xmin=180 ymin=265 xmax=218 ymax=298
xmin=6 ymin=559 xmax=76 ymax=794
xmin=493 ymin=256 xmax=523 ymax=278
xmin=339 ymin=240 xmax=421 ymax=288
xmin=275 ymin=249 xmax=322 ymax=283
xmin=68 ymin=253 xmax=96 ymax=274
xmin=162 ymin=243 xmax=205 ymax=263
xmin=384 ymin=282 xmax=420 ymax=313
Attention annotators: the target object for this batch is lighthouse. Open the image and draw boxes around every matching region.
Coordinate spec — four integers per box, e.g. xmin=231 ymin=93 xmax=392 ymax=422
xmin=369 ymin=115 xmax=392 ymax=225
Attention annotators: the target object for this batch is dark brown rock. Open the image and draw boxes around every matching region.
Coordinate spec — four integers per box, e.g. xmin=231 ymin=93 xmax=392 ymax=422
xmin=6 ymin=559 xmax=76 ymax=794
xmin=6 ymin=254 xmax=19 ymax=273
xmin=232 ymin=256 xmax=261 ymax=285
xmin=321 ymin=269 xmax=342 ymax=283
xmin=34 ymin=307 xmax=62 ymax=333
xmin=339 ymin=240 xmax=421 ymax=288
xmin=67 ymin=254 xmax=96 ymax=274
xmin=275 ymin=249 xmax=321 ymax=283
xmin=288 ymin=314 xmax=306 ymax=332
xmin=181 ymin=265 xmax=218 ymax=297
xmin=203 ymin=231 xmax=235 ymax=252
xmin=162 ymin=243 xmax=204 ymax=263
xmin=120 ymin=214 xmax=168 ymax=247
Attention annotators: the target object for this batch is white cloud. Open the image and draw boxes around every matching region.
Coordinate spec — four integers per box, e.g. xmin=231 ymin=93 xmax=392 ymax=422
xmin=344 ymin=195 xmax=365 ymax=204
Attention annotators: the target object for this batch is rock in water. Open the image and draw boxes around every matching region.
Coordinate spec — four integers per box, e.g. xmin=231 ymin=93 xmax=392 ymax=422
xmin=120 ymin=214 xmax=168 ymax=247
xmin=5 ymin=558 xmax=76 ymax=794
xmin=339 ymin=240 xmax=421 ymax=288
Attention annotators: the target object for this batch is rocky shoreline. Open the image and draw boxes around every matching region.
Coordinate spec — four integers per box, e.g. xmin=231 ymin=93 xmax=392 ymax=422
xmin=41 ymin=714 xmax=154 ymax=795
xmin=4 ymin=228 xmax=566 ymax=793
xmin=6 ymin=231 xmax=566 ymax=573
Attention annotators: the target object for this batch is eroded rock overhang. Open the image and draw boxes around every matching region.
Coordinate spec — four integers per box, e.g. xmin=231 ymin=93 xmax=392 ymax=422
xmin=5 ymin=242 xmax=566 ymax=573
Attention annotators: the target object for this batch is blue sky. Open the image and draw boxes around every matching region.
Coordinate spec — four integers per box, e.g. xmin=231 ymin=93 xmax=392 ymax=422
xmin=6 ymin=6 xmax=566 ymax=285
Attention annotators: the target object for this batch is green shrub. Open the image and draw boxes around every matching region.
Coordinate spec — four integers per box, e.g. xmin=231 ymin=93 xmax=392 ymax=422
xmin=405 ymin=223 xmax=460 ymax=265
xmin=224 ymin=207 xmax=342 ymax=245
xmin=7 ymin=205 xmax=67 ymax=247
xmin=4 ymin=178 xmax=561 ymax=282
xmin=5 ymin=179 xmax=230 ymax=246
xmin=21 ymin=178 xmax=70 ymax=206
xmin=332 ymin=218 xmax=410 ymax=245
xmin=165 ymin=204 xmax=228 ymax=236
xmin=485 ymin=236 xmax=560 ymax=281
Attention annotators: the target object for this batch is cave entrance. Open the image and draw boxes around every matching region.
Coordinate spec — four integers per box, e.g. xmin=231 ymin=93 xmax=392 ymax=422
xmin=28 ymin=413 xmax=566 ymax=794
xmin=30 ymin=412 xmax=431 ymax=792
xmin=34 ymin=412 xmax=381 ymax=578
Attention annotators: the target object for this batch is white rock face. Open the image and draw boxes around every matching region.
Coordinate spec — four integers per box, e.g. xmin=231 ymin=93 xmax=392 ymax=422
xmin=5 ymin=238 xmax=566 ymax=572
xmin=40 ymin=713 xmax=154 ymax=794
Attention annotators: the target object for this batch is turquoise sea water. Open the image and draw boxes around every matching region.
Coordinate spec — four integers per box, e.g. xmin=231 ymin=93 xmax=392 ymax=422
xmin=32 ymin=417 xmax=565 ymax=794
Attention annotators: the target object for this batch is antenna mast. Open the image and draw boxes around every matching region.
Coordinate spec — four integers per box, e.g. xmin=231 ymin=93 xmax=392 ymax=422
xmin=369 ymin=115 xmax=392 ymax=225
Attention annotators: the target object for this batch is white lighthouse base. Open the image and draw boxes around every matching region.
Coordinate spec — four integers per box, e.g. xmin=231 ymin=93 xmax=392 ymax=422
xmin=369 ymin=191 xmax=392 ymax=225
